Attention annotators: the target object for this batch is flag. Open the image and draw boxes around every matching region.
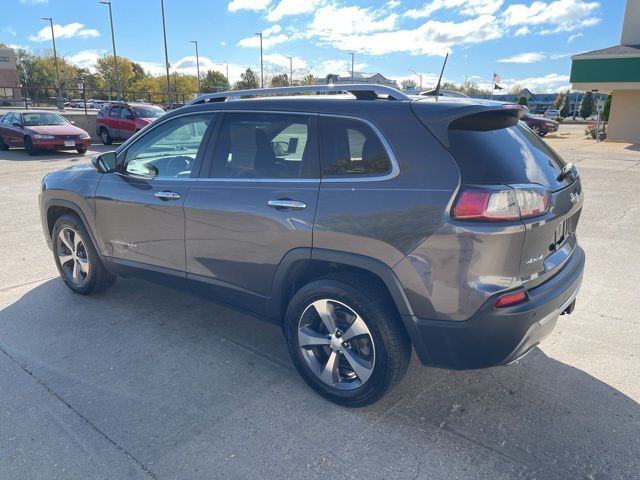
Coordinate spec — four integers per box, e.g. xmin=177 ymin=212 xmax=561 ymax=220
xmin=493 ymin=73 xmax=501 ymax=84
xmin=493 ymin=83 xmax=503 ymax=90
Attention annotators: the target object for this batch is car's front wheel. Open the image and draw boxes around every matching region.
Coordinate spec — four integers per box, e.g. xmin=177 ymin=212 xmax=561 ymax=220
xmin=77 ymin=147 xmax=87 ymax=154
xmin=52 ymin=214 xmax=115 ymax=295
xmin=100 ymin=127 xmax=112 ymax=145
xmin=530 ymin=124 xmax=541 ymax=136
xmin=285 ymin=274 xmax=411 ymax=407
xmin=24 ymin=136 xmax=38 ymax=156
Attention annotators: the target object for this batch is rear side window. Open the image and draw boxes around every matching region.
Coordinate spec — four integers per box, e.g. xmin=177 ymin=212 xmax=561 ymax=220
xmin=209 ymin=113 xmax=316 ymax=179
xmin=448 ymin=123 xmax=570 ymax=190
xmin=319 ymin=117 xmax=391 ymax=178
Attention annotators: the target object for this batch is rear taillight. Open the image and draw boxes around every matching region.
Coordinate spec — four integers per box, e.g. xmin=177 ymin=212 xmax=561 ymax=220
xmin=452 ymin=184 xmax=549 ymax=221
xmin=495 ymin=289 xmax=527 ymax=308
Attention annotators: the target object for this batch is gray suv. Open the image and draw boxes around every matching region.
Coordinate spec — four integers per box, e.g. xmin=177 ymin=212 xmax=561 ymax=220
xmin=39 ymin=85 xmax=584 ymax=406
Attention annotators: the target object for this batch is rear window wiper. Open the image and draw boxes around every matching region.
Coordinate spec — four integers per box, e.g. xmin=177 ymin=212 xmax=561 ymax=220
xmin=557 ymin=162 xmax=574 ymax=181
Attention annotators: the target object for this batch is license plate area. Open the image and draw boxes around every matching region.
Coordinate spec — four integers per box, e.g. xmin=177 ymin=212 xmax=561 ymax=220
xmin=550 ymin=218 xmax=572 ymax=252
xmin=64 ymin=140 xmax=75 ymax=147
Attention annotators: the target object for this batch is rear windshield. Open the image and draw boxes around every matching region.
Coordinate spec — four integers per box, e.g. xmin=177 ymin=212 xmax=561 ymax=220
xmin=133 ymin=106 xmax=164 ymax=118
xmin=448 ymin=123 xmax=570 ymax=190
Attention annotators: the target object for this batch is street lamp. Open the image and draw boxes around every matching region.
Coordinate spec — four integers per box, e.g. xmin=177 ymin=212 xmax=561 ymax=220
xmin=42 ymin=17 xmax=61 ymax=108
xmin=286 ymin=56 xmax=293 ymax=86
xmin=255 ymin=32 xmax=263 ymax=88
xmin=189 ymin=40 xmax=201 ymax=94
xmin=349 ymin=52 xmax=355 ymax=82
xmin=409 ymin=69 xmax=423 ymax=90
xmin=99 ymin=1 xmax=122 ymax=101
xmin=160 ymin=0 xmax=172 ymax=107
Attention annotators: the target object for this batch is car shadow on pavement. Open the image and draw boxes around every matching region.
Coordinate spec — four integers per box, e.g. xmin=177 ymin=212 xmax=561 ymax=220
xmin=1 ymin=277 xmax=638 ymax=479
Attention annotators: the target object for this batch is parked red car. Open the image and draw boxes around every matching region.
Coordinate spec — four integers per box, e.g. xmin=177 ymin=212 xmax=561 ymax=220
xmin=521 ymin=112 xmax=559 ymax=137
xmin=96 ymin=102 xmax=165 ymax=145
xmin=0 ymin=111 xmax=92 ymax=156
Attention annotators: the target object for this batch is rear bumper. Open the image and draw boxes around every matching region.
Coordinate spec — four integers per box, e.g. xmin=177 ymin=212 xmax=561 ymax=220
xmin=405 ymin=245 xmax=585 ymax=370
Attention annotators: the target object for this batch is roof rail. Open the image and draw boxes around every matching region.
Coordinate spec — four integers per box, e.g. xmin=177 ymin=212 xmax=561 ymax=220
xmin=186 ymin=83 xmax=410 ymax=105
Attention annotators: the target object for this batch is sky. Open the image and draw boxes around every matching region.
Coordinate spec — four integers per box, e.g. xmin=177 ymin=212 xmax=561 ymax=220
xmin=1 ymin=0 xmax=627 ymax=92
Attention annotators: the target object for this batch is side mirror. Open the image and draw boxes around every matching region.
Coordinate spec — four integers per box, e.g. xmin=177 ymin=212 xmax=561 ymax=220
xmin=92 ymin=151 xmax=117 ymax=173
xmin=12 ymin=122 xmax=22 ymax=128
xmin=70 ymin=120 xmax=76 ymax=125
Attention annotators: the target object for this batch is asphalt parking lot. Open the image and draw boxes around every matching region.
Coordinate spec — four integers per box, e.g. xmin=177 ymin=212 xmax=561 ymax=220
xmin=1 ymin=124 xmax=639 ymax=479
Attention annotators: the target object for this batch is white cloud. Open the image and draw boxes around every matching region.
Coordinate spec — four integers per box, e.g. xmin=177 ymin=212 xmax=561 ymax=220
xmin=135 ymin=56 xmax=249 ymax=84
xmin=498 ymin=52 xmax=546 ymax=63
xmin=503 ymin=0 xmax=600 ymax=33
xmin=267 ymin=0 xmax=321 ymax=21
xmin=263 ymin=53 xmax=307 ymax=70
xmin=568 ymin=32 xmax=584 ymax=42
xmin=514 ymin=26 xmax=530 ymax=36
xmin=20 ymin=0 xmax=48 ymax=4
xmin=307 ymin=10 xmax=502 ymax=56
xmin=28 ymin=22 xmax=100 ymax=42
xmin=220 ymin=41 xmax=227 ymax=46
xmin=227 ymin=0 xmax=270 ymax=12
xmin=313 ymin=59 xmax=369 ymax=77
xmin=309 ymin=4 xmax=398 ymax=36
xmin=511 ymin=73 xmax=571 ymax=92
xmin=68 ymin=50 xmax=106 ymax=71
xmin=405 ymin=0 xmax=503 ymax=18
xmin=237 ymin=24 xmax=289 ymax=49
xmin=2 ymin=26 xmax=17 ymax=37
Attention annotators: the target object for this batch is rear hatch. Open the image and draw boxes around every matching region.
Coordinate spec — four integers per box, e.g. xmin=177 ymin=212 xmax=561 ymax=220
xmin=413 ymin=99 xmax=582 ymax=288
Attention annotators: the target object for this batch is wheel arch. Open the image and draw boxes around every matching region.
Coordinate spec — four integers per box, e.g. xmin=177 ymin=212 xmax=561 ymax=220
xmin=45 ymin=200 xmax=102 ymax=261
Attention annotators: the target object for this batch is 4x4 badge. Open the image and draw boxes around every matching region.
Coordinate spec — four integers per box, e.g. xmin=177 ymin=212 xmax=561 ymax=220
xmin=569 ymin=192 xmax=579 ymax=204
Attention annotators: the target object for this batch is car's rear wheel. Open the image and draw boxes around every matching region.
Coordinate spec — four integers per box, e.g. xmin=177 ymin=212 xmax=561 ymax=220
xmin=0 ymin=136 xmax=8 ymax=151
xmin=285 ymin=274 xmax=411 ymax=407
xmin=52 ymin=214 xmax=115 ymax=295
xmin=24 ymin=136 xmax=38 ymax=156
xmin=77 ymin=147 xmax=87 ymax=154
xmin=530 ymin=124 xmax=541 ymax=136
xmin=100 ymin=128 xmax=112 ymax=145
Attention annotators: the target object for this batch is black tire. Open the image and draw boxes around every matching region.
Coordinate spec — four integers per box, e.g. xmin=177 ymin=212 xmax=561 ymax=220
xmin=24 ymin=136 xmax=38 ymax=156
xmin=530 ymin=125 xmax=541 ymax=135
xmin=539 ymin=131 xmax=548 ymax=137
xmin=77 ymin=147 xmax=88 ymax=154
xmin=0 ymin=136 xmax=8 ymax=151
xmin=52 ymin=213 xmax=116 ymax=295
xmin=100 ymin=127 xmax=112 ymax=145
xmin=285 ymin=273 xmax=411 ymax=407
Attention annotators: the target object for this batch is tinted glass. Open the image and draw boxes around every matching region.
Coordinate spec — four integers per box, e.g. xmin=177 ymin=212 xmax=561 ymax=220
xmin=123 ymin=114 xmax=212 ymax=179
xmin=448 ymin=123 xmax=570 ymax=190
xmin=209 ymin=113 xmax=314 ymax=179
xmin=22 ymin=112 xmax=67 ymax=126
xmin=319 ymin=117 xmax=391 ymax=177
xmin=1 ymin=113 xmax=13 ymax=124
xmin=109 ymin=106 xmax=121 ymax=117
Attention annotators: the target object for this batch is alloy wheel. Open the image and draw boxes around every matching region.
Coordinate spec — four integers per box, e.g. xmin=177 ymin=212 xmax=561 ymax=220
xmin=56 ymin=227 xmax=90 ymax=285
xmin=298 ymin=299 xmax=375 ymax=390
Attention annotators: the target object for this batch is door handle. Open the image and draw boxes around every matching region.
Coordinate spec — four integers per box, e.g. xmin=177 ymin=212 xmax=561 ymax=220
xmin=267 ymin=199 xmax=307 ymax=210
xmin=154 ymin=190 xmax=181 ymax=201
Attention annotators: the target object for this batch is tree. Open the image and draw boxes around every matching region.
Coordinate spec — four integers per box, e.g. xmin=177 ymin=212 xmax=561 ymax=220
xmin=401 ymin=79 xmax=417 ymax=91
xmin=269 ymin=73 xmax=289 ymax=87
xmin=201 ymin=70 xmax=229 ymax=93
xmin=300 ymin=73 xmax=315 ymax=85
xmin=233 ymin=68 xmax=259 ymax=90
xmin=579 ymin=91 xmax=594 ymax=119
xmin=559 ymin=93 xmax=571 ymax=118
xmin=601 ymin=94 xmax=611 ymax=122
xmin=554 ymin=91 xmax=566 ymax=109
xmin=510 ymin=84 xmax=523 ymax=94
xmin=518 ymin=95 xmax=528 ymax=106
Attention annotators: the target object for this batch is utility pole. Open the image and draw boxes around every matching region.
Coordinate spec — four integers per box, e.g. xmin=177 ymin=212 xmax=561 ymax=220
xmin=409 ymin=69 xmax=422 ymax=90
xmin=42 ymin=17 xmax=61 ymax=109
xmin=255 ymin=32 xmax=263 ymax=87
xmin=160 ymin=0 xmax=172 ymax=107
xmin=349 ymin=52 xmax=355 ymax=82
xmin=226 ymin=63 xmax=229 ymax=89
xmin=190 ymin=40 xmax=200 ymax=94
xmin=99 ymin=1 xmax=122 ymax=101
xmin=287 ymin=56 xmax=293 ymax=85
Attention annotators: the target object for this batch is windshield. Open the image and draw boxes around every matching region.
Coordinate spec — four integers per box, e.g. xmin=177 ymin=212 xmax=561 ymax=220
xmin=22 ymin=112 xmax=68 ymax=126
xmin=133 ymin=106 xmax=164 ymax=118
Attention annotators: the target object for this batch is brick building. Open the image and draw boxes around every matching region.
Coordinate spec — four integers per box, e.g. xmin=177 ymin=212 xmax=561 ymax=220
xmin=0 ymin=48 xmax=22 ymax=100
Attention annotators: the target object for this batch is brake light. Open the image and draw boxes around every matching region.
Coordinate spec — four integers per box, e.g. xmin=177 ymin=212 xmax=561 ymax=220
xmin=452 ymin=185 xmax=549 ymax=221
xmin=495 ymin=289 xmax=527 ymax=308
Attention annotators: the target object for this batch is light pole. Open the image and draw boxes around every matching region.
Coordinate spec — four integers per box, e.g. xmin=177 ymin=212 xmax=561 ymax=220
xmin=349 ymin=52 xmax=355 ymax=82
xmin=99 ymin=1 xmax=122 ymax=101
xmin=42 ymin=17 xmax=61 ymax=108
xmin=190 ymin=40 xmax=201 ymax=94
xmin=409 ymin=69 xmax=422 ymax=90
xmin=255 ymin=32 xmax=263 ymax=88
xmin=287 ymin=56 xmax=293 ymax=86
xmin=160 ymin=0 xmax=172 ymax=107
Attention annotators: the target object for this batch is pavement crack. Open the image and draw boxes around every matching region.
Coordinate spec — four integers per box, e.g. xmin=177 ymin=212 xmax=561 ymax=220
xmin=0 ymin=344 xmax=159 ymax=480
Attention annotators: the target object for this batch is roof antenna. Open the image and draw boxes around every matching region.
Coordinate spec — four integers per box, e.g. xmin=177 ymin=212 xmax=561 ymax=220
xmin=433 ymin=52 xmax=449 ymax=97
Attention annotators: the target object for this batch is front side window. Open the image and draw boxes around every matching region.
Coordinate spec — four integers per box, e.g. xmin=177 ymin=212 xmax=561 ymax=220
xmin=209 ymin=113 xmax=315 ymax=179
xmin=319 ymin=117 xmax=392 ymax=178
xmin=109 ymin=106 xmax=121 ymax=118
xmin=122 ymin=114 xmax=212 ymax=179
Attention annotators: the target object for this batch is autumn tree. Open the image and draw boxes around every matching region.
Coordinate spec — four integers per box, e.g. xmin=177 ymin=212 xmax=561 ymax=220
xmin=233 ymin=68 xmax=259 ymax=90
xmin=201 ymin=70 xmax=229 ymax=92
xmin=270 ymin=73 xmax=289 ymax=87
xmin=401 ymin=79 xmax=417 ymax=91
xmin=300 ymin=73 xmax=315 ymax=85
xmin=554 ymin=91 xmax=566 ymax=109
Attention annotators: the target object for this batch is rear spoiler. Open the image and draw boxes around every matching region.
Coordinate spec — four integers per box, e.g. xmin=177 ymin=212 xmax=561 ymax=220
xmin=411 ymin=100 xmax=526 ymax=148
